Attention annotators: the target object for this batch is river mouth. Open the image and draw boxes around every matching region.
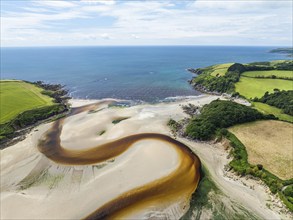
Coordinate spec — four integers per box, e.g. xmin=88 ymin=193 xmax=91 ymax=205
xmin=37 ymin=101 xmax=201 ymax=219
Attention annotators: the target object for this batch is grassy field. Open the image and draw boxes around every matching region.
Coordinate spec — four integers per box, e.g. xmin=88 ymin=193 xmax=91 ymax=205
xmin=229 ymin=120 xmax=293 ymax=180
xmin=210 ymin=63 xmax=234 ymax=76
xmin=235 ymin=77 xmax=293 ymax=99
xmin=242 ymin=70 xmax=292 ymax=78
xmin=253 ymin=102 xmax=293 ymax=123
xmin=0 ymin=80 xmax=54 ymax=124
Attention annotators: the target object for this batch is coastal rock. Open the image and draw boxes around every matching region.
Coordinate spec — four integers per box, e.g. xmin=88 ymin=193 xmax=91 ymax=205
xmin=186 ymin=68 xmax=203 ymax=75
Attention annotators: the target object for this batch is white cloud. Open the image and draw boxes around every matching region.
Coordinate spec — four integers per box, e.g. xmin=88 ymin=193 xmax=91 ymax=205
xmin=81 ymin=0 xmax=116 ymax=5
xmin=131 ymin=34 xmax=139 ymax=39
xmin=32 ymin=0 xmax=78 ymax=8
xmin=100 ymin=33 xmax=110 ymax=39
xmin=1 ymin=0 xmax=292 ymax=46
xmin=192 ymin=0 xmax=291 ymax=12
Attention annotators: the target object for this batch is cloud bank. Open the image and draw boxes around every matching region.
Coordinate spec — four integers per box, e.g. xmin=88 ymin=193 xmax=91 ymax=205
xmin=1 ymin=0 xmax=292 ymax=46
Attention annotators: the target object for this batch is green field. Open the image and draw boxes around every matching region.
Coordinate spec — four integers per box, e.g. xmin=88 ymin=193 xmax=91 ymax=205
xmin=235 ymin=77 xmax=293 ymax=99
xmin=0 ymin=81 xmax=54 ymax=124
xmin=210 ymin=63 xmax=234 ymax=76
xmin=253 ymin=102 xmax=293 ymax=123
xmin=242 ymin=70 xmax=292 ymax=78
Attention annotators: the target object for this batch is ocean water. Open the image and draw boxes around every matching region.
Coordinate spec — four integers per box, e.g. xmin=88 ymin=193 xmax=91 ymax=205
xmin=0 ymin=46 xmax=289 ymax=102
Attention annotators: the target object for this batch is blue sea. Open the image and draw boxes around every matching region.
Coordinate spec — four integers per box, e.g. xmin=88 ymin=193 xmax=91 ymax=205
xmin=0 ymin=46 xmax=289 ymax=102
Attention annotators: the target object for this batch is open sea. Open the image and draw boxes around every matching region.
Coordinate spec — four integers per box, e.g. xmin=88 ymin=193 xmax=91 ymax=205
xmin=0 ymin=46 xmax=289 ymax=102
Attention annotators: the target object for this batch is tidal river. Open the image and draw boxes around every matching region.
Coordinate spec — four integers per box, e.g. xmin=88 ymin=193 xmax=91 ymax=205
xmin=37 ymin=101 xmax=201 ymax=219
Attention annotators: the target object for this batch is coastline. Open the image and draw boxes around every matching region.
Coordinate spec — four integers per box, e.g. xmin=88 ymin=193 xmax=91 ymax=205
xmin=1 ymin=95 xmax=291 ymax=219
xmin=67 ymin=97 xmax=291 ymax=219
xmin=177 ymin=136 xmax=292 ymax=219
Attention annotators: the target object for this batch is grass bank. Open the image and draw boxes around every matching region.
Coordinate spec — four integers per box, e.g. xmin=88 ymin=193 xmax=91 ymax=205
xmin=252 ymin=102 xmax=293 ymax=123
xmin=226 ymin=131 xmax=293 ymax=212
xmin=0 ymin=80 xmax=68 ymax=144
xmin=0 ymin=80 xmax=54 ymax=124
xmin=181 ymin=166 xmax=259 ymax=220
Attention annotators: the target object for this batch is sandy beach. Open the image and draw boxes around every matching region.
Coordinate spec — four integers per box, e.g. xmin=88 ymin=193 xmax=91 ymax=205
xmin=1 ymin=95 xmax=291 ymax=219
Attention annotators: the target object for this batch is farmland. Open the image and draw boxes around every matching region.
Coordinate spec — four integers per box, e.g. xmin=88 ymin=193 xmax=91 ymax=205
xmin=235 ymin=77 xmax=292 ymax=99
xmin=0 ymin=80 xmax=54 ymax=124
xmin=253 ymin=102 xmax=293 ymax=123
xmin=229 ymin=120 xmax=293 ymax=180
xmin=210 ymin=63 xmax=234 ymax=76
xmin=242 ymin=70 xmax=292 ymax=78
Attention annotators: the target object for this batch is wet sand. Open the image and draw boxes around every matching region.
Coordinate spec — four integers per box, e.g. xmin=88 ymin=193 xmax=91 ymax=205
xmin=1 ymin=95 xmax=289 ymax=219
xmin=1 ymin=97 xmax=211 ymax=219
xmin=37 ymin=102 xmax=201 ymax=218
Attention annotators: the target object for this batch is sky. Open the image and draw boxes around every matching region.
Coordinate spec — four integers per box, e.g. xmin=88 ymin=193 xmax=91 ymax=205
xmin=1 ymin=0 xmax=292 ymax=47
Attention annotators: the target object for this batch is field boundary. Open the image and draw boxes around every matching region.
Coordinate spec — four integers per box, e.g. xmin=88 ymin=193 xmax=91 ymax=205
xmin=0 ymin=80 xmax=54 ymax=124
xmin=225 ymin=131 xmax=293 ymax=212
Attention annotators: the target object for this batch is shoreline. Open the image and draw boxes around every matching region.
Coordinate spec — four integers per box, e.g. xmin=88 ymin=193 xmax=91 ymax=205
xmin=177 ymin=136 xmax=292 ymax=219
xmin=68 ymin=94 xmax=210 ymax=106
xmin=64 ymin=96 xmax=291 ymax=218
xmin=1 ymin=95 xmax=291 ymax=219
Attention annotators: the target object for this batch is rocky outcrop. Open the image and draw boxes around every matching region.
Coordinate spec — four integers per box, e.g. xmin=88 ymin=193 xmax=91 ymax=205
xmin=186 ymin=68 xmax=203 ymax=75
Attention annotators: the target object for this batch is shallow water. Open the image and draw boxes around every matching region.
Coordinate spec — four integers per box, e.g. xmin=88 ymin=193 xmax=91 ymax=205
xmin=1 ymin=46 xmax=288 ymax=102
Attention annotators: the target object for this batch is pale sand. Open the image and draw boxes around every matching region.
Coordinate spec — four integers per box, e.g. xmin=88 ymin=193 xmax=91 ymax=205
xmin=1 ymin=94 xmax=290 ymax=219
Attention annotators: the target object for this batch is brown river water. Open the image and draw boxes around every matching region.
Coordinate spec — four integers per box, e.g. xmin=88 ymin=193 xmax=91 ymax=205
xmin=37 ymin=101 xmax=201 ymax=219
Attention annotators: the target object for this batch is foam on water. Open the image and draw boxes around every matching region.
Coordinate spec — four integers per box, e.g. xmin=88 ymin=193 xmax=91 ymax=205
xmin=1 ymin=46 xmax=289 ymax=102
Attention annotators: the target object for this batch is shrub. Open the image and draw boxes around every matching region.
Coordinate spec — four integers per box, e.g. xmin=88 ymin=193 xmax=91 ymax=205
xmin=0 ymin=104 xmax=67 ymax=144
xmin=255 ymin=90 xmax=293 ymax=116
xmin=257 ymin=164 xmax=263 ymax=170
xmin=284 ymin=185 xmax=293 ymax=197
xmin=167 ymin=119 xmax=182 ymax=132
xmin=227 ymin=63 xmax=246 ymax=73
xmin=185 ymin=100 xmax=275 ymax=140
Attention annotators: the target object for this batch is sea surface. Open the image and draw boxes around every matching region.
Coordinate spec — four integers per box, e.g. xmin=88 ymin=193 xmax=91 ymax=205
xmin=0 ymin=46 xmax=289 ymax=102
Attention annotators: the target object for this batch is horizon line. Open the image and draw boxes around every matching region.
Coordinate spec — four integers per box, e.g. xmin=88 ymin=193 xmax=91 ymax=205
xmin=1 ymin=44 xmax=292 ymax=48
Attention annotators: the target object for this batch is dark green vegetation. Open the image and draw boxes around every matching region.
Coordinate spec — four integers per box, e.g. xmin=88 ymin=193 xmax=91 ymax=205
xmin=185 ymin=100 xmax=274 ymax=141
xmin=167 ymin=119 xmax=182 ymax=133
xmin=226 ymin=132 xmax=293 ymax=212
xmin=112 ymin=117 xmax=129 ymax=124
xmin=253 ymin=90 xmax=293 ymax=116
xmin=0 ymin=103 xmax=67 ymax=145
xmin=270 ymin=48 xmax=293 ymax=57
xmin=190 ymin=63 xmax=243 ymax=94
xmin=177 ymin=98 xmax=292 ymax=211
xmin=183 ymin=59 xmax=293 ymax=212
xmin=181 ymin=166 xmax=259 ymax=220
xmin=189 ymin=60 xmax=293 ymax=121
xmin=190 ymin=60 xmax=292 ymax=95
xmin=0 ymin=80 xmax=69 ymax=145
